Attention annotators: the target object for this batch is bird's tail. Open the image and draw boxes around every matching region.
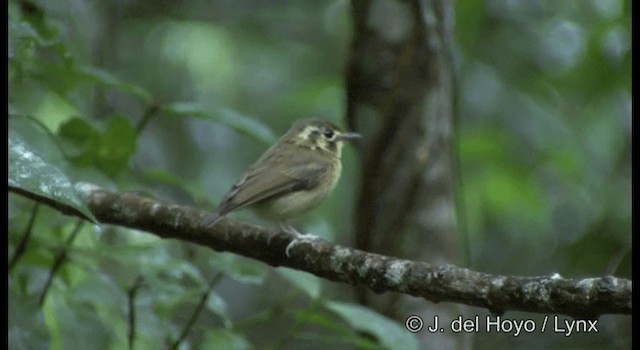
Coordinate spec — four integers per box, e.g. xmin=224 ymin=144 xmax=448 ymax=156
xmin=201 ymin=212 xmax=223 ymax=228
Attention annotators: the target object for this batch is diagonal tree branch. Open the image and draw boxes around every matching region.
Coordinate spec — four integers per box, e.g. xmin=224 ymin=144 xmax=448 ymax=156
xmin=10 ymin=183 xmax=631 ymax=319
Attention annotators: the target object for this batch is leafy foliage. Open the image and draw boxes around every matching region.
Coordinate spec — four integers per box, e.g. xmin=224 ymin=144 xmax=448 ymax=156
xmin=8 ymin=1 xmax=629 ymax=350
xmin=58 ymin=115 xmax=137 ymax=177
xmin=9 ymin=130 xmax=96 ymax=222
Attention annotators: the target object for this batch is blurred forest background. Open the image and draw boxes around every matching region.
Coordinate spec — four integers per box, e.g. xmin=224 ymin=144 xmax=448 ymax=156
xmin=9 ymin=1 xmax=630 ymax=349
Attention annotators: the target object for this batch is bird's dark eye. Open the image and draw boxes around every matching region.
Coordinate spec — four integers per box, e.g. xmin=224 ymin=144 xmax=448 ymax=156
xmin=323 ymin=128 xmax=335 ymax=139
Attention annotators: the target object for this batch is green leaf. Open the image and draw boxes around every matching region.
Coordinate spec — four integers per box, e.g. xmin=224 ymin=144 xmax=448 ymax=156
xmin=324 ymin=301 xmax=419 ymax=350
xmin=8 ymin=130 xmax=97 ymax=223
xmin=206 ymin=292 xmax=233 ymax=328
xmin=43 ymin=293 xmax=112 ymax=350
xmin=214 ymin=108 xmax=277 ymax=145
xmin=291 ymin=309 xmax=351 ymax=334
xmin=98 ymin=114 xmax=137 ymax=177
xmin=162 ymin=102 xmax=276 ymax=145
xmin=9 ymin=285 xmax=50 ymax=350
xmin=74 ymin=66 xmax=152 ymax=103
xmin=58 ymin=118 xmax=97 ymax=144
xmin=9 ymin=114 xmax=68 ymax=162
xmin=13 ymin=2 xmax=61 ymax=45
xmin=58 ymin=115 xmax=137 ymax=177
xmin=58 ymin=117 xmax=100 ymax=163
xmin=277 ymin=267 xmax=321 ymax=299
xmin=201 ymin=329 xmax=252 ymax=350
xmin=207 ymin=253 xmax=267 ymax=286
xmin=153 ymin=285 xmax=202 ymax=318
xmin=9 ymin=19 xmax=44 ymax=44
xmin=69 ymin=277 xmax=126 ymax=310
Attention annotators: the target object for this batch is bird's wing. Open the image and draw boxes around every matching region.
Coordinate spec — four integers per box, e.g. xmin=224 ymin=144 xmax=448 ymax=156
xmin=214 ymin=158 xmax=330 ymax=217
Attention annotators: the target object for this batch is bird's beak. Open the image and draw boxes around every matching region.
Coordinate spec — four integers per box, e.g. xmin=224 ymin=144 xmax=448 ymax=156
xmin=336 ymin=132 xmax=361 ymax=143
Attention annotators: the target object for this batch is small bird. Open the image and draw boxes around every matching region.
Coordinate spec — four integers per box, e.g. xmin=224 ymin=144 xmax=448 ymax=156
xmin=202 ymin=117 xmax=361 ymax=256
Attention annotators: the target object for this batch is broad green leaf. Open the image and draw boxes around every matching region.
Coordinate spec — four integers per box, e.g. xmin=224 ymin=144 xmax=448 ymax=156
xmin=9 ymin=114 xmax=68 ymax=162
xmin=58 ymin=117 xmax=100 ymax=163
xmin=8 ymin=130 xmax=97 ymax=223
xmin=58 ymin=115 xmax=137 ymax=177
xmin=163 ymin=102 xmax=276 ymax=145
xmin=98 ymin=114 xmax=137 ymax=177
xmin=58 ymin=118 xmax=98 ymax=144
xmin=325 ymin=301 xmax=419 ymax=350
xmin=277 ymin=267 xmax=321 ymax=299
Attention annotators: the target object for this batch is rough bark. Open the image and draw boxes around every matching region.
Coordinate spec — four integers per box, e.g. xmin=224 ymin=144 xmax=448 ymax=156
xmin=345 ymin=0 xmax=461 ymax=347
xmin=9 ymin=185 xmax=631 ymax=319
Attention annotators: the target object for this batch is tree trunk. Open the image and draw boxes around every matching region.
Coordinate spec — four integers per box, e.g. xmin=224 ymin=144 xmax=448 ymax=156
xmin=346 ymin=0 xmax=462 ymax=347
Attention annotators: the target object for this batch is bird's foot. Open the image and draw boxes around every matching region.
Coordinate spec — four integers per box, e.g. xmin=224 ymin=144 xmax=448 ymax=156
xmin=285 ymin=234 xmax=321 ymax=257
xmin=279 ymin=223 xmax=321 ymax=257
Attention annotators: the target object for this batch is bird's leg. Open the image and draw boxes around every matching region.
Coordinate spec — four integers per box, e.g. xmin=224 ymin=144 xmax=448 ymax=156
xmin=278 ymin=222 xmax=321 ymax=257
xmin=267 ymin=223 xmax=295 ymax=245
xmin=279 ymin=222 xmax=302 ymax=237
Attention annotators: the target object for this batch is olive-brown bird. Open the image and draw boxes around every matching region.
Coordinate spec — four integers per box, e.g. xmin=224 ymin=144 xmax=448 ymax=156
xmin=202 ymin=117 xmax=360 ymax=256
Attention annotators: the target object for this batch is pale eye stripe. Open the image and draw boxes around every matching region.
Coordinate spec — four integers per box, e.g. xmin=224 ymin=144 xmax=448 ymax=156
xmin=295 ymin=126 xmax=318 ymax=148
xmin=299 ymin=127 xmax=314 ymax=140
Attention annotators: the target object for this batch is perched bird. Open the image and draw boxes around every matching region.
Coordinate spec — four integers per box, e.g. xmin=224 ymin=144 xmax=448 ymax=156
xmin=202 ymin=117 xmax=360 ymax=256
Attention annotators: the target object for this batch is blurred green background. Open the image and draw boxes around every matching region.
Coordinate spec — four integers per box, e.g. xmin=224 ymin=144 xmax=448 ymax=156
xmin=9 ymin=0 xmax=630 ymax=349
